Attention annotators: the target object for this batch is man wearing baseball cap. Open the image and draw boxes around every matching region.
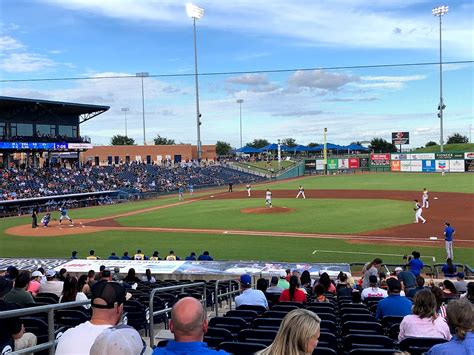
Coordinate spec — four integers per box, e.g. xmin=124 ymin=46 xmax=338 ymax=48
xmin=234 ymin=274 xmax=268 ymax=309
xmin=0 ymin=277 xmax=37 ymax=352
xmin=56 ymin=281 xmax=127 ymax=354
xmin=395 ymin=266 xmax=416 ymax=293
xmin=39 ymin=269 xmax=63 ymax=297
xmin=375 ymin=278 xmax=412 ymax=320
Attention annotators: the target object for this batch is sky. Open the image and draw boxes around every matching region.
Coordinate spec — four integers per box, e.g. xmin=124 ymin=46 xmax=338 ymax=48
xmin=0 ymin=0 xmax=473 ymax=148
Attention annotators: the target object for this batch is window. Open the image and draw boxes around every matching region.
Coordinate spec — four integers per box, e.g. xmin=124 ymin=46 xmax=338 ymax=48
xmin=0 ymin=122 xmax=5 ymax=138
xmin=58 ymin=125 xmax=74 ymax=137
xmin=36 ymin=124 xmax=55 ymax=136
xmin=11 ymin=123 xmax=33 ymax=136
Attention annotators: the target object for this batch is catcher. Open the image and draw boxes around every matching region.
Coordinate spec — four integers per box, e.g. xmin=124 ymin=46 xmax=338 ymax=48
xmin=41 ymin=212 xmax=52 ymax=227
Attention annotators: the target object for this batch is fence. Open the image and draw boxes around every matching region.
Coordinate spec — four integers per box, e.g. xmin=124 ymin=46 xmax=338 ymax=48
xmin=213 ymin=278 xmax=241 ymax=317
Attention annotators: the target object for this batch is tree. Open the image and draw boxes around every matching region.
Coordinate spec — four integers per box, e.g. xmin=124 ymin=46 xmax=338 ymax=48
xmin=369 ymin=138 xmax=397 ymax=153
xmin=350 ymin=141 xmax=364 ymax=146
xmin=246 ymin=139 xmax=270 ymax=149
xmin=281 ymin=138 xmax=297 ymax=147
xmin=307 ymin=142 xmax=320 ymax=147
xmin=425 ymin=141 xmax=438 ymax=147
xmin=111 ymin=135 xmax=135 ymax=145
xmin=446 ymin=133 xmax=468 ymax=144
xmin=153 ymin=135 xmax=175 ymax=145
xmin=216 ymin=141 xmax=232 ymax=156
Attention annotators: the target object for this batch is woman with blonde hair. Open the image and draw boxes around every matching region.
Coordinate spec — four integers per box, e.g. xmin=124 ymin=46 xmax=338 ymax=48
xmin=258 ymin=309 xmax=321 ymax=355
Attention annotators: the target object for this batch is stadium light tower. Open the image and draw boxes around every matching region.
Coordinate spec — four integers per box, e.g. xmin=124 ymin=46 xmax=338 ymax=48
xmin=136 ymin=72 xmax=149 ymax=145
xmin=236 ymin=99 xmax=244 ymax=147
xmin=432 ymin=5 xmax=448 ymax=152
xmin=121 ymin=107 xmax=129 ymax=137
xmin=186 ymin=3 xmax=204 ymax=160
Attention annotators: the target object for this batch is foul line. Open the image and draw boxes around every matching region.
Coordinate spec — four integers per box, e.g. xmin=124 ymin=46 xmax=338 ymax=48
xmin=312 ymin=249 xmax=436 ymax=260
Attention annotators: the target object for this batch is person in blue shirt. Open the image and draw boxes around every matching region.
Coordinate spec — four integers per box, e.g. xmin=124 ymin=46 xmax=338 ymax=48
xmin=198 ymin=251 xmax=214 ymax=261
xmin=408 ymin=251 xmax=424 ymax=277
xmin=71 ymin=250 xmax=78 ymax=259
xmin=376 ymin=278 xmax=412 ymax=320
xmin=107 ymin=252 xmax=120 ymax=260
xmin=121 ymin=251 xmax=131 ymax=260
xmin=443 ymin=222 xmax=455 ymax=260
xmin=185 ymin=252 xmax=196 ymax=261
xmin=427 ymin=298 xmax=474 ymax=355
xmin=152 ymin=297 xmax=229 ymax=355
xmin=441 ymin=258 xmax=457 ymax=277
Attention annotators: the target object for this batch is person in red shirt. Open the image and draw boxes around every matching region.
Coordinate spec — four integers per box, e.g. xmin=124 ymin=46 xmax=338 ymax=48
xmin=280 ymin=276 xmax=307 ymax=303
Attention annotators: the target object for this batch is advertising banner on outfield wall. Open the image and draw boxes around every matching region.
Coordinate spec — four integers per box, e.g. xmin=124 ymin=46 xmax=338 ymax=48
xmin=348 ymin=158 xmax=359 ymax=168
xmin=391 ymin=153 xmax=408 ymax=160
xmin=401 ymin=160 xmax=411 ymax=172
xmin=360 ymin=158 xmax=369 ymax=168
xmin=338 ymin=159 xmax=349 ymax=169
xmin=422 ymin=160 xmax=435 ymax=172
xmin=450 ymin=160 xmax=465 ymax=172
xmin=465 ymin=152 xmax=474 ymax=159
xmin=465 ymin=159 xmax=474 ymax=172
xmin=435 ymin=152 xmax=464 ymax=159
xmin=370 ymin=153 xmax=390 ymax=166
xmin=409 ymin=153 xmax=435 ymax=160
xmin=435 ymin=160 xmax=449 ymax=172
xmin=390 ymin=160 xmax=401 ymax=172
xmin=411 ymin=160 xmax=422 ymax=172
xmin=327 ymin=158 xmax=338 ymax=170
xmin=316 ymin=160 xmax=325 ymax=171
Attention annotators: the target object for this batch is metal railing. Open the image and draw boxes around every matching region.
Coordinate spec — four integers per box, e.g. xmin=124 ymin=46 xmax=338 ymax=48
xmin=148 ymin=282 xmax=207 ymax=348
xmin=0 ymin=299 xmax=90 ymax=355
xmin=213 ymin=279 xmax=241 ymax=317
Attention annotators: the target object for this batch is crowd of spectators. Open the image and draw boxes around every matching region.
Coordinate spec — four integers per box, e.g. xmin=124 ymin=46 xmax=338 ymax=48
xmin=76 ymin=249 xmax=215 ymax=262
xmin=0 ymin=161 xmax=262 ymax=201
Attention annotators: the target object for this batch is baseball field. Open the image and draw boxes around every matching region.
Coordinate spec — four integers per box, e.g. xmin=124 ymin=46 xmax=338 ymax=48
xmin=1 ymin=172 xmax=473 ymax=265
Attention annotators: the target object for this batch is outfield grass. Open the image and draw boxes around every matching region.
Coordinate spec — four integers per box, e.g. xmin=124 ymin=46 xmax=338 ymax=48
xmin=260 ymin=172 xmax=474 ymax=193
xmin=413 ymin=143 xmax=474 ymax=153
xmin=117 ymin=198 xmax=413 ymax=234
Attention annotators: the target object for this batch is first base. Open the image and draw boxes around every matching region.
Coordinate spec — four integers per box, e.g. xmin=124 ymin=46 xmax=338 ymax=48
xmin=429 ymin=237 xmax=438 ymax=240
xmin=433 ymin=197 xmax=439 ymax=200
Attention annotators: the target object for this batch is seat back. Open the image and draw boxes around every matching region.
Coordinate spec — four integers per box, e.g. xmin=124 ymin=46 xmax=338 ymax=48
xmin=271 ymin=304 xmax=299 ymax=313
xmin=343 ymin=334 xmax=394 ymax=352
xmin=399 ymin=337 xmax=448 ymax=355
xmin=315 ymin=313 xmax=337 ymax=323
xmin=204 ymin=327 xmax=234 ymax=347
xmin=341 ymin=313 xmax=377 ymax=324
xmin=317 ymin=332 xmax=338 ymax=351
xmin=218 ymin=341 xmax=266 ymax=354
xmin=236 ymin=304 xmax=267 ymax=314
xmin=36 ymin=292 xmax=60 ymax=302
xmin=238 ymin=329 xmax=277 ymax=344
xmin=55 ymin=309 xmax=89 ymax=328
xmin=312 ymin=347 xmax=337 ymax=355
xmin=209 ymin=316 xmax=248 ymax=335
xmin=262 ymin=310 xmax=288 ymax=319
xmin=252 ymin=317 xmax=282 ymax=330
xmin=342 ymin=321 xmax=383 ymax=336
xmin=225 ymin=310 xmax=259 ymax=323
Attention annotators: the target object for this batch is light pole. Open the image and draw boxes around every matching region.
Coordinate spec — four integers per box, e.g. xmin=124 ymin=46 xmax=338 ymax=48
xmin=277 ymin=138 xmax=281 ymax=171
xmin=432 ymin=5 xmax=448 ymax=152
xmin=136 ymin=72 xmax=149 ymax=145
xmin=236 ymin=99 xmax=244 ymax=147
xmin=121 ymin=107 xmax=129 ymax=137
xmin=323 ymin=128 xmax=328 ymax=175
xmin=186 ymin=3 xmax=204 ymax=160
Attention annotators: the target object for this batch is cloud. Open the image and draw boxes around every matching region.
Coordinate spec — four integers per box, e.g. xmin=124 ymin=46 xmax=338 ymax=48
xmin=273 ymin=109 xmax=324 ymax=117
xmin=0 ymin=52 xmax=55 ymax=73
xmin=288 ymin=70 xmax=359 ymax=91
xmin=361 ymin=75 xmax=426 ymax=82
xmin=0 ymin=36 xmax=24 ymax=51
xmin=226 ymin=74 xmax=269 ymax=86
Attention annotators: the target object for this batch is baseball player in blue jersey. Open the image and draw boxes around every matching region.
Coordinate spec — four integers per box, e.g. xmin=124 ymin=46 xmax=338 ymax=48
xmin=59 ymin=206 xmax=73 ymax=224
xmin=41 ymin=213 xmax=52 ymax=228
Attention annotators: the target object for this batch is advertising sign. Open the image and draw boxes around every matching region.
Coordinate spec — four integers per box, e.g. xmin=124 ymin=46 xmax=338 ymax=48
xmin=316 ymin=160 xmax=325 ymax=171
xmin=435 ymin=160 xmax=449 ymax=172
xmin=370 ymin=153 xmax=390 ymax=166
xmin=422 ymin=160 xmax=435 ymax=172
xmin=360 ymin=158 xmax=369 ymax=168
xmin=348 ymin=158 xmax=359 ymax=169
xmin=67 ymin=143 xmax=93 ymax=149
xmin=465 ymin=159 xmax=474 ymax=172
xmin=327 ymin=158 xmax=338 ymax=170
xmin=409 ymin=153 xmax=435 ymax=160
xmin=391 ymin=153 xmax=408 ymax=160
xmin=401 ymin=160 xmax=411 ymax=172
xmin=450 ymin=160 xmax=465 ymax=172
xmin=411 ymin=160 xmax=422 ymax=172
xmin=392 ymin=132 xmax=409 ymax=145
xmin=390 ymin=160 xmax=401 ymax=172
xmin=464 ymin=152 xmax=474 ymax=159
xmin=338 ymin=158 xmax=349 ymax=169
xmin=435 ymin=152 xmax=464 ymax=159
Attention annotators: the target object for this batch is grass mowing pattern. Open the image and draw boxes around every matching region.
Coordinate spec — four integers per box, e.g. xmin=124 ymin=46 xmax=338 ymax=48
xmin=117 ymin=198 xmax=413 ymax=234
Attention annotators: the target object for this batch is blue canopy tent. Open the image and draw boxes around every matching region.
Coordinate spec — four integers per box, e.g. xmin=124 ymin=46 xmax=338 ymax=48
xmin=344 ymin=143 xmax=369 ymax=151
xmin=282 ymin=144 xmax=311 ymax=153
xmin=308 ymin=143 xmax=343 ymax=151
xmin=233 ymin=146 xmax=262 ymax=154
xmin=258 ymin=143 xmax=288 ymax=152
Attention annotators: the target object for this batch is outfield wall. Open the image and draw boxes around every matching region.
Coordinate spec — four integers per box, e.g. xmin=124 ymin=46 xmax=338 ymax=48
xmin=305 ymin=152 xmax=474 ymax=173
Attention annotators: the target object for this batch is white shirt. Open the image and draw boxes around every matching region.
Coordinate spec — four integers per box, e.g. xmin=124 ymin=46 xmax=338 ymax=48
xmin=39 ymin=280 xmax=64 ymax=297
xmin=266 ymin=191 xmax=272 ymax=199
xmin=235 ymin=289 xmax=268 ymax=309
xmin=56 ymin=321 xmax=113 ymax=354
xmin=59 ymin=292 xmax=90 ymax=309
xmin=361 ymin=287 xmax=388 ymax=300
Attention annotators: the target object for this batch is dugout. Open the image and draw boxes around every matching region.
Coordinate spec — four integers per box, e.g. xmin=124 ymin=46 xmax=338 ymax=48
xmin=0 ymin=96 xmax=109 ymax=167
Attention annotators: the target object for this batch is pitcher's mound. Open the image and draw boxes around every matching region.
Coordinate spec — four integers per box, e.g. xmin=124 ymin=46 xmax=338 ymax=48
xmin=241 ymin=207 xmax=294 ymax=214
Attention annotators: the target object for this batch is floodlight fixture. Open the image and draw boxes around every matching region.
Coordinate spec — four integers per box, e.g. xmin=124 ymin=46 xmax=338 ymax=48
xmin=432 ymin=5 xmax=448 ymax=16
xmin=186 ymin=3 xmax=204 ymax=19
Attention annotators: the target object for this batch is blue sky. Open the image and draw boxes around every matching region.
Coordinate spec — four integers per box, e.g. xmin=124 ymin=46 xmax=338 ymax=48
xmin=0 ymin=0 xmax=472 ymax=148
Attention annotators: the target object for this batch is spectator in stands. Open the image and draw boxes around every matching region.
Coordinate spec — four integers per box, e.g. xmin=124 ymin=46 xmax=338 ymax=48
xmin=166 ymin=251 xmax=180 ymax=261
xmin=280 ymin=276 xmax=307 ymax=303
xmin=256 ymin=278 xmax=268 ymax=293
xmin=5 ymin=271 xmax=35 ymax=306
xmin=56 ymin=281 xmax=127 ymax=354
xmin=284 ymin=269 xmax=291 ymax=282
xmin=152 ymin=297 xmax=228 ymax=354
xmin=107 ymin=252 xmax=119 ymax=260
xmin=453 ymin=273 xmax=467 ymax=294
xmin=198 ymin=251 xmax=213 ymax=261
xmin=121 ymin=251 xmax=131 ymax=260
xmin=266 ymin=276 xmax=283 ymax=294
xmin=431 ymin=286 xmax=448 ymax=319
xmin=112 ymin=267 xmax=124 ymax=282
xmin=141 ymin=269 xmax=156 ymax=284
xmin=396 ymin=266 xmax=417 ymax=293
xmin=300 ymin=270 xmax=314 ymax=290
xmin=313 ymin=272 xmax=336 ymax=295
xmin=95 ymin=265 xmax=106 ymax=281
xmin=71 ymin=250 xmax=78 ymax=259
xmin=185 ymin=252 xmax=197 ymax=261
xmin=313 ymin=284 xmax=329 ymax=303
xmin=376 ymin=278 xmax=412 ymax=320
xmin=39 ymin=269 xmax=64 ymax=297
xmin=362 ymin=258 xmax=383 ymax=289
xmin=27 ymin=270 xmax=43 ymax=297
xmin=124 ymin=268 xmax=141 ymax=285
xmin=4 ymin=266 xmax=19 ymax=281
xmin=361 ymin=275 xmax=388 ymax=300
xmin=408 ymin=251 xmax=424 ymax=277
xmin=78 ymin=275 xmax=91 ymax=295
xmin=90 ymin=324 xmax=151 ymax=355
xmin=427 ymin=298 xmax=474 ymax=354
xmin=87 ymin=270 xmax=97 ymax=288
xmin=134 ymin=249 xmax=146 ymax=260
xmin=58 ymin=268 xmax=68 ymax=282
xmin=463 ymin=282 xmax=474 ymax=303
xmin=259 ymin=309 xmax=321 ymax=355
xmin=398 ymin=289 xmax=451 ymax=342
xmin=60 ymin=276 xmax=90 ymax=309
xmin=441 ymin=258 xmax=457 ymax=277
xmin=441 ymin=280 xmax=459 ymax=302
xmin=277 ymin=271 xmax=290 ymax=290
xmin=235 ymin=274 xmax=268 ymax=309
xmin=87 ymin=249 xmax=99 ymax=260
xmin=0 ymin=277 xmax=37 ymax=352
xmin=406 ymin=276 xmax=426 ymax=298
xmin=99 ymin=270 xmax=112 ymax=282
xmin=150 ymin=251 xmax=161 ymax=261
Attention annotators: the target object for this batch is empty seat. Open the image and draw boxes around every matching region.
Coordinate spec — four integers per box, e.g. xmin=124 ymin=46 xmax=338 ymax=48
xmin=277 ymin=301 xmax=305 ymax=308
xmin=342 ymin=321 xmax=384 ymax=336
xmin=225 ymin=310 xmax=259 ymax=323
xmin=349 ymin=349 xmax=399 ymax=354
xmin=341 ymin=313 xmax=377 ymax=324
xmin=36 ymin=292 xmax=60 ymax=302
xmin=218 ymin=341 xmax=266 ymax=354
xmin=238 ymin=329 xmax=277 ymax=346
xmin=252 ymin=317 xmax=282 ymax=330
xmin=55 ymin=309 xmax=89 ymax=328
xmin=320 ymin=320 xmax=337 ymax=335
xmin=381 ymin=315 xmax=403 ymax=329
xmin=399 ymin=337 xmax=448 ymax=355
xmin=271 ymin=304 xmax=299 ymax=313
xmin=204 ymin=327 xmax=234 ymax=348
xmin=262 ymin=311 xmax=288 ymax=319
xmin=209 ymin=316 xmax=248 ymax=335
xmin=317 ymin=332 xmax=338 ymax=351
xmin=236 ymin=304 xmax=267 ymax=314
xmin=312 ymin=347 xmax=337 ymax=355
xmin=343 ymin=334 xmax=394 ymax=352
xmin=314 ymin=313 xmax=337 ymax=323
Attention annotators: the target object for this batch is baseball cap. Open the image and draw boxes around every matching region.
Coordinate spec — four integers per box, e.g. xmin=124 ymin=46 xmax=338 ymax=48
xmin=90 ymin=324 xmax=148 ymax=355
xmin=456 ymin=272 xmax=465 ymax=279
xmin=386 ymin=278 xmax=402 ymax=292
xmin=92 ymin=281 xmax=127 ymax=309
xmin=394 ymin=267 xmax=403 ymax=272
xmin=240 ymin=274 xmax=252 ymax=286
xmin=32 ymin=271 xmax=43 ymax=278
xmin=368 ymin=275 xmax=378 ymax=284
xmin=45 ymin=270 xmax=56 ymax=278
xmin=0 ymin=277 xmax=13 ymax=297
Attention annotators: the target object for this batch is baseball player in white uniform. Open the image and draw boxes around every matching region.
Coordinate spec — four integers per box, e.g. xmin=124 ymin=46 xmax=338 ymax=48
xmin=422 ymin=188 xmax=429 ymax=208
xmin=296 ymin=185 xmax=306 ymax=199
xmin=246 ymin=184 xmax=251 ymax=197
xmin=413 ymin=199 xmax=426 ymax=224
xmin=265 ymin=189 xmax=272 ymax=208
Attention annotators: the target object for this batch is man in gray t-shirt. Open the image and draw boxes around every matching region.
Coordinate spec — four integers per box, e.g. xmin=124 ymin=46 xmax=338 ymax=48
xmin=396 ymin=267 xmax=416 ymax=290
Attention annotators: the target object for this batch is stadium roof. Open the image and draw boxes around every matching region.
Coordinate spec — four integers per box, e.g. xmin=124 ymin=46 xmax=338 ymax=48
xmin=0 ymin=96 xmax=110 ymax=124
